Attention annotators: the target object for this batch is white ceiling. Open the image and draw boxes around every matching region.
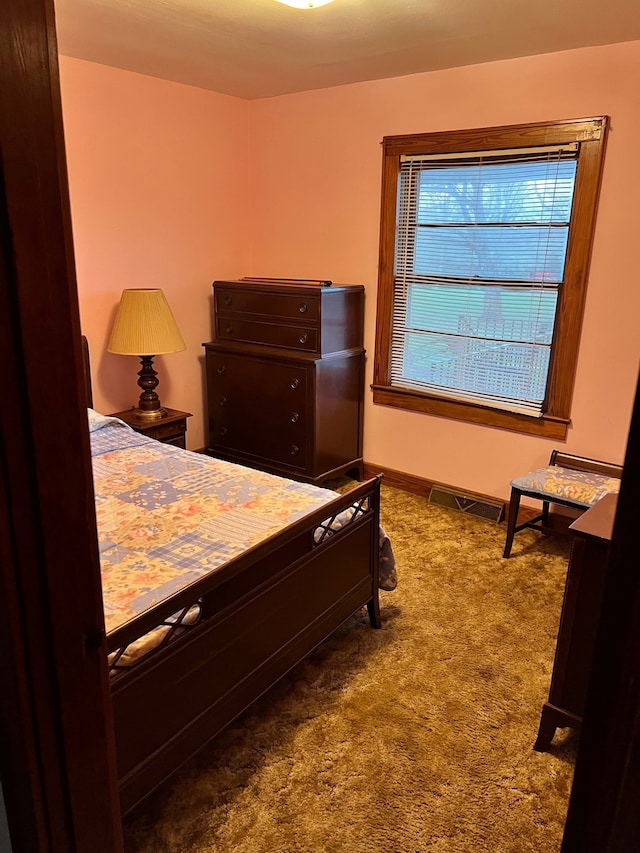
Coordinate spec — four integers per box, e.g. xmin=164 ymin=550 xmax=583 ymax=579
xmin=53 ymin=0 xmax=640 ymax=100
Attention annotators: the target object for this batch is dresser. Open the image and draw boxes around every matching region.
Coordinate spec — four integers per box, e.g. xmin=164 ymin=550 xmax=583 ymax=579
xmin=203 ymin=279 xmax=365 ymax=484
xmin=534 ymin=493 xmax=617 ymax=750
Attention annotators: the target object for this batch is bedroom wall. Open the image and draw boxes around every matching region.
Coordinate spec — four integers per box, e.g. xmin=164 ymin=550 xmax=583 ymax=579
xmin=59 ymin=43 xmax=640 ymax=499
xmin=59 ymin=56 xmax=250 ymax=449
xmin=247 ymin=41 xmax=640 ymax=500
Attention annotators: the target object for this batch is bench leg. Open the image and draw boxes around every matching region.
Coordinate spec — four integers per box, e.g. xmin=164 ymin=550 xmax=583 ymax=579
xmin=503 ymin=487 xmax=521 ymax=558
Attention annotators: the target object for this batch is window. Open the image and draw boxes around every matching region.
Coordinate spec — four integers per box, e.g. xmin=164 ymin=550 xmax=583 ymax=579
xmin=373 ymin=118 xmax=608 ymax=439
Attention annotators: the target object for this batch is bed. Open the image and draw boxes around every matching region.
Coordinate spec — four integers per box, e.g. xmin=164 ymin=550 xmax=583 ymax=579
xmin=84 ymin=349 xmax=394 ymax=815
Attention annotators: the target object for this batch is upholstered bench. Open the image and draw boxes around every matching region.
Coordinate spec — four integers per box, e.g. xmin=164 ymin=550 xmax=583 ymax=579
xmin=503 ymin=451 xmax=622 ymax=558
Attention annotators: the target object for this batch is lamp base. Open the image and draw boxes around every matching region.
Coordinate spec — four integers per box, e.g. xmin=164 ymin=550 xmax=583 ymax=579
xmin=133 ymin=355 xmax=167 ymax=419
xmin=132 ymin=406 xmax=167 ymax=420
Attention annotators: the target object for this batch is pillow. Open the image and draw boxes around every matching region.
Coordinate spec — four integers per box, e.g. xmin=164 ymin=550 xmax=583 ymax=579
xmin=87 ymin=408 xmax=131 ymax=433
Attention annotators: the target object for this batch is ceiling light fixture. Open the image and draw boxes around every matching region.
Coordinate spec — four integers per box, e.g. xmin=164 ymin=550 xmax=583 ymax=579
xmin=273 ymin=0 xmax=335 ymax=8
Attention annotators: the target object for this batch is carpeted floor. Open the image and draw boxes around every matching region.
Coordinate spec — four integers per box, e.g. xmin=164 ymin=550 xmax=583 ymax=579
xmin=122 ymin=483 xmax=577 ymax=852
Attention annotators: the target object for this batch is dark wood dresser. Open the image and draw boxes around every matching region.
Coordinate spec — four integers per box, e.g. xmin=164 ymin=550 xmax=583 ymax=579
xmin=203 ymin=279 xmax=365 ymax=484
xmin=534 ymin=492 xmax=617 ymax=750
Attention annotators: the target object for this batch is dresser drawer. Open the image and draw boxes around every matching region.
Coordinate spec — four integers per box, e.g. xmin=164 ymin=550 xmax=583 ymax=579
xmin=213 ymin=424 xmax=308 ymax=470
xmin=215 ymin=317 xmax=318 ymax=352
xmin=145 ymin=421 xmax=186 ymax=443
xmin=206 ymin=351 xmax=310 ymax=470
xmin=216 ymin=286 xmax=320 ymax=324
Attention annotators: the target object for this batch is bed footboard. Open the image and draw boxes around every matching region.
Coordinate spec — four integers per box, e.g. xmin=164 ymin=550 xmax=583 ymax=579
xmin=110 ymin=476 xmax=381 ymax=814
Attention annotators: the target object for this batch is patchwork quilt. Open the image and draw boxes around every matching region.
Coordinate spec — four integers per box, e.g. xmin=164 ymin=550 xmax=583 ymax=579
xmin=89 ymin=410 xmax=395 ymax=640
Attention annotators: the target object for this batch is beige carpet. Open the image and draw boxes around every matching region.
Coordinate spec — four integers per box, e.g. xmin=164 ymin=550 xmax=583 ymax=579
xmin=123 ymin=484 xmax=577 ymax=852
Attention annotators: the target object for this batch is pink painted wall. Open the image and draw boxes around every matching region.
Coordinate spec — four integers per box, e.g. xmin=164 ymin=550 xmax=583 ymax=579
xmin=248 ymin=41 xmax=640 ymax=500
xmin=59 ymin=57 xmax=250 ymax=449
xmin=59 ymin=43 xmax=640 ymax=499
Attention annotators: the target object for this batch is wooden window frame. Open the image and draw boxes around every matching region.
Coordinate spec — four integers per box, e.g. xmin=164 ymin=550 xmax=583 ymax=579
xmin=372 ymin=117 xmax=609 ymax=439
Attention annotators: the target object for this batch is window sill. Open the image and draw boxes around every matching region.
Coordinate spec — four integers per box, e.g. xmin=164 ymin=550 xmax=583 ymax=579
xmin=371 ymin=384 xmax=569 ymax=440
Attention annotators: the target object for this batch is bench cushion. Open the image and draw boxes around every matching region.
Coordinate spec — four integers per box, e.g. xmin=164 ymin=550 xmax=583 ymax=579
xmin=511 ymin=466 xmax=621 ymax=507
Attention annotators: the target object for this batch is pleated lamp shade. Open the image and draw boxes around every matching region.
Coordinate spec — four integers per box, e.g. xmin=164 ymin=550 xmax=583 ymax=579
xmin=108 ymin=289 xmax=186 ymax=356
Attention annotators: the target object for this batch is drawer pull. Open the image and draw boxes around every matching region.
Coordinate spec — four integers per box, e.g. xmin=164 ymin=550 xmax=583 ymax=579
xmin=299 ymin=333 xmax=308 ymax=344
xmin=219 ymin=396 xmax=227 ymax=407
xmin=290 ymin=411 xmax=299 ymax=423
xmin=290 ymin=378 xmax=299 ymax=389
xmin=220 ymin=426 xmax=228 ymax=436
xmin=299 ymin=302 xmax=308 ymax=314
xmin=216 ymin=364 xmax=226 ymax=375
xmin=223 ymin=295 xmax=232 ymax=306
xmin=290 ymin=445 xmax=299 ymax=456
xmin=225 ymin=323 xmax=233 ymax=334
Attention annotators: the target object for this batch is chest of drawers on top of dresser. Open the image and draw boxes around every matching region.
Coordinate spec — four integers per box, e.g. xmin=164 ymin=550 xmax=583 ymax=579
xmin=204 ymin=280 xmax=365 ymax=484
xmin=213 ymin=280 xmax=363 ymax=355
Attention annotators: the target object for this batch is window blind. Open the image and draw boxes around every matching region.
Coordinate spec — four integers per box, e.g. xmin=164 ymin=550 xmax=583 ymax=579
xmin=391 ymin=145 xmax=578 ymax=414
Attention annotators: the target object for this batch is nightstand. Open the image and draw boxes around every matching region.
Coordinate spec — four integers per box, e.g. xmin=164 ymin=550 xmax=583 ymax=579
xmin=110 ymin=407 xmax=193 ymax=449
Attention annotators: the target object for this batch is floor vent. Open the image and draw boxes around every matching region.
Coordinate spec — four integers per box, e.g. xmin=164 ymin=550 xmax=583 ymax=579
xmin=428 ymin=486 xmax=505 ymax=523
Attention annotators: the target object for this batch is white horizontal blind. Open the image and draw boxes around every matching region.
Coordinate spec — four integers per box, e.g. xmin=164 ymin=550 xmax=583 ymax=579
xmin=391 ymin=145 xmax=578 ymax=414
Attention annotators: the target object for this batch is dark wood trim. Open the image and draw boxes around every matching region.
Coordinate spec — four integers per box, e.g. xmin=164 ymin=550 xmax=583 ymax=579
xmin=373 ymin=141 xmax=399 ymax=389
xmin=363 ymin=461 xmax=507 ymax=510
xmin=373 ymin=116 xmax=608 ymax=437
xmin=381 ymin=117 xmax=607 ymax=157
xmin=545 ymin=129 xmax=609 ymax=418
xmin=364 ymin=461 xmax=435 ymax=498
xmin=0 ymin=0 xmax=123 ymax=849
xmin=562 ymin=374 xmax=640 ymax=852
xmin=371 ymin=385 xmax=570 ymax=439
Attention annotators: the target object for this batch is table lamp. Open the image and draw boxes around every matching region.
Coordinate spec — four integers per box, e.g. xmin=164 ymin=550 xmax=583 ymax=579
xmin=107 ymin=288 xmax=186 ymax=419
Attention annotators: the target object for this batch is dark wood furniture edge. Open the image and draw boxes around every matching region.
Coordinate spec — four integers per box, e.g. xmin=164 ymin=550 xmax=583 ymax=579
xmin=534 ymin=494 xmax=617 ymax=752
xmin=209 ymin=445 xmax=364 ymax=486
xmin=569 ymin=492 xmax=618 ymax=540
xmin=551 ymin=451 xmax=623 ymax=480
xmin=223 ymin=278 xmax=364 ymax=293
xmin=535 ymin=704 xmax=582 ymax=751
xmin=562 ymin=377 xmax=640 ymax=851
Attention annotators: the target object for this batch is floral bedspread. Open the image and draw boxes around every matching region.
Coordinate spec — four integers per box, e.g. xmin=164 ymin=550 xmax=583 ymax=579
xmin=89 ymin=411 xmax=395 ymax=637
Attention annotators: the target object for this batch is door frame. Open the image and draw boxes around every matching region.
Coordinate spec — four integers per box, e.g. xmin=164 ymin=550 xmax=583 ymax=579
xmin=1 ymin=0 xmax=639 ymax=850
xmin=0 ymin=0 xmax=123 ymax=849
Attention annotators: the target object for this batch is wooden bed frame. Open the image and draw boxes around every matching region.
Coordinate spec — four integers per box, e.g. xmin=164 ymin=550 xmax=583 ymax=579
xmin=82 ymin=339 xmax=382 ymax=814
